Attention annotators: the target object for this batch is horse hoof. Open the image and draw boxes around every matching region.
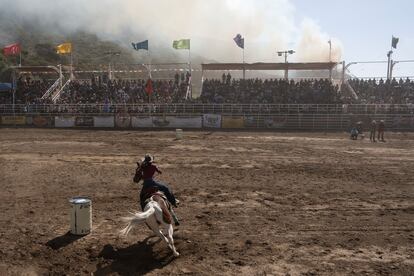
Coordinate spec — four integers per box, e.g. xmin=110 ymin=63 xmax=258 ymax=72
xmin=174 ymin=252 xmax=180 ymax=257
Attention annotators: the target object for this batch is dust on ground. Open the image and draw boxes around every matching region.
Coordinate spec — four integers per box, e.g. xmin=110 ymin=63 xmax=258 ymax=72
xmin=0 ymin=129 xmax=413 ymax=275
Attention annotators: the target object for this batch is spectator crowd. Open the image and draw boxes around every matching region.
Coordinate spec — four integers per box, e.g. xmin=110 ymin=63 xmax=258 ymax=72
xmin=2 ymin=73 xmax=414 ymax=106
xmin=200 ymin=74 xmax=342 ymax=104
xmin=57 ymin=72 xmax=191 ymax=105
xmin=0 ymin=78 xmax=54 ymax=105
xmin=349 ymin=77 xmax=414 ymax=104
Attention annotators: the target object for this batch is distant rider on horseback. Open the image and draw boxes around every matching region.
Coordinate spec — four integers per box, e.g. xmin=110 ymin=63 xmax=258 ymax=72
xmin=134 ymin=154 xmax=180 ymax=225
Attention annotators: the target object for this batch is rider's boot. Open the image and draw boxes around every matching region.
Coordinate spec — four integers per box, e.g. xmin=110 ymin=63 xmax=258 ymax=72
xmin=170 ymin=208 xmax=180 ymax=226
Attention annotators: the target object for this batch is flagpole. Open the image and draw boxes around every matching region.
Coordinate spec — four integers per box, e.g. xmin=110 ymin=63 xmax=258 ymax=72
xmin=148 ymin=42 xmax=152 ymax=104
xmin=242 ymin=47 xmax=245 ymax=80
xmin=188 ymin=47 xmax=192 ymax=99
xmin=387 ymin=36 xmax=393 ymax=80
xmin=148 ymin=48 xmax=152 ymax=79
xmin=70 ymin=51 xmax=73 ymax=80
xmin=189 ymin=48 xmax=192 ymax=74
xmin=12 ymin=70 xmax=16 ymax=116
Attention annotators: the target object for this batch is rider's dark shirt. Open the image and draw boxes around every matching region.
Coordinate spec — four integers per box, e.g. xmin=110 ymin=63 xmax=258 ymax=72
xmin=142 ymin=164 xmax=161 ymax=180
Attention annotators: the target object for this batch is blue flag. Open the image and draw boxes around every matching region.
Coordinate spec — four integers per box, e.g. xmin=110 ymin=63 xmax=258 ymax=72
xmin=132 ymin=40 xmax=149 ymax=51
xmin=233 ymin=34 xmax=244 ymax=49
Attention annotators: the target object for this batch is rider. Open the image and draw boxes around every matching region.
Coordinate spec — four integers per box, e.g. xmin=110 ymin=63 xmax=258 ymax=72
xmin=138 ymin=154 xmax=180 ymax=225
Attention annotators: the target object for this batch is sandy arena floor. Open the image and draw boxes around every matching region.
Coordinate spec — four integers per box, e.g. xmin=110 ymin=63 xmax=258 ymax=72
xmin=0 ymin=129 xmax=413 ymax=275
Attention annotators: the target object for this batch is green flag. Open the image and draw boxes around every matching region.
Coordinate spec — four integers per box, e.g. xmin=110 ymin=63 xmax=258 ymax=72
xmin=173 ymin=39 xmax=190 ymax=50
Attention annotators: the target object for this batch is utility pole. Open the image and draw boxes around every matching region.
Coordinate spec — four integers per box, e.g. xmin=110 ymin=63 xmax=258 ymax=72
xmin=389 ymin=60 xmax=398 ymax=80
xmin=277 ymin=50 xmax=295 ymax=80
xmin=387 ymin=50 xmax=393 ymax=80
xmin=328 ymin=40 xmax=332 ymax=80
xmin=104 ymin=51 xmax=121 ymax=81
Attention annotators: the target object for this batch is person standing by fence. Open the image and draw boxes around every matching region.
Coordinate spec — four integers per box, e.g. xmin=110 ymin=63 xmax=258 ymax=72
xmin=370 ymin=120 xmax=377 ymax=142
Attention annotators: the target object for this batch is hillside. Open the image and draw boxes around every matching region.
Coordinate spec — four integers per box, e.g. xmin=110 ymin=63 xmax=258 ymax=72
xmin=0 ymin=14 xmax=141 ymax=82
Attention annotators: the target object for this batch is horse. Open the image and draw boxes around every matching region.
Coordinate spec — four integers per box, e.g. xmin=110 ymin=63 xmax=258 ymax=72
xmin=120 ymin=163 xmax=180 ymax=257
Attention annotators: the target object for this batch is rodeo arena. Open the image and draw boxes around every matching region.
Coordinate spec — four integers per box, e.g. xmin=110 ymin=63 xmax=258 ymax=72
xmin=1 ymin=37 xmax=414 ymax=276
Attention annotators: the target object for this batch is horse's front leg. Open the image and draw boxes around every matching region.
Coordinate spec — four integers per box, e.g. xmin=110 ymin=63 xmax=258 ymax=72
xmin=166 ymin=224 xmax=179 ymax=257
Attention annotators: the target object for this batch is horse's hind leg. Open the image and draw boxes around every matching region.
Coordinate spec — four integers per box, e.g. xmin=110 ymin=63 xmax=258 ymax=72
xmin=147 ymin=219 xmax=169 ymax=244
xmin=166 ymin=224 xmax=179 ymax=257
xmin=147 ymin=218 xmax=176 ymax=254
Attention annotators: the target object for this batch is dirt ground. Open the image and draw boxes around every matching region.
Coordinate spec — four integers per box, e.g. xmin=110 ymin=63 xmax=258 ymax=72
xmin=0 ymin=129 xmax=413 ymax=276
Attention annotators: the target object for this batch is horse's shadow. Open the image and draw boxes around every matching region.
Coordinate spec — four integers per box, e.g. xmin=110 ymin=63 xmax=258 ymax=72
xmin=94 ymin=236 xmax=175 ymax=276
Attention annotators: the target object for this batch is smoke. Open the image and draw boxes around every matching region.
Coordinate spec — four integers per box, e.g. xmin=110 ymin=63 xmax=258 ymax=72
xmin=0 ymin=0 xmax=342 ymax=63
xmin=295 ymin=19 xmax=342 ymax=62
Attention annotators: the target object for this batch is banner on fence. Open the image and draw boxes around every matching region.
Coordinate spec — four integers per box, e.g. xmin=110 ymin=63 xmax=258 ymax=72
xmin=32 ymin=116 xmax=51 ymax=127
xmin=244 ymin=116 xmax=257 ymax=128
xmin=152 ymin=116 xmax=172 ymax=128
xmin=26 ymin=116 xmax=33 ymax=126
xmin=203 ymin=114 xmax=221 ymax=128
xmin=222 ymin=116 xmax=244 ymax=128
xmin=165 ymin=116 xmax=202 ymax=128
xmin=263 ymin=116 xmax=288 ymax=128
xmin=75 ymin=117 xmax=94 ymax=127
xmin=132 ymin=116 xmax=153 ymax=128
xmin=93 ymin=116 xmax=114 ymax=128
xmin=131 ymin=116 xmax=202 ymax=128
xmin=244 ymin=116 xmax=288 ymax=128
xmin=1 ymin=116 xmax=26 ymax=125
xmin=55 ymin=116 xmax=75 ymax=128
xmin=115 ymin=115 xmax=131 ymax=128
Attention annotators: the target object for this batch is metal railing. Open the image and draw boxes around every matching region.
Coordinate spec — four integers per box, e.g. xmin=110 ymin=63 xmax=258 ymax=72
xmin=1 ymin=103 xmax=414 ymax=116
xmin=52 ymin=79 xmax=71 ymax=103
xmin=41 ymin=78 xmax=61 ymax=100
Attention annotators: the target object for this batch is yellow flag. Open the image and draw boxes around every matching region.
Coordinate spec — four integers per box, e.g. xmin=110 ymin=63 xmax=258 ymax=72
xmin=56 ymin=43 xmax=72 ymax=54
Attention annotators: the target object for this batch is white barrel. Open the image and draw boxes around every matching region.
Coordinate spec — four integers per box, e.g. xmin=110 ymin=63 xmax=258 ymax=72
xmin=176 ymin=129 xmax=183 ymax=140
xmin=69 ymin=197 xmax=92 ymax=235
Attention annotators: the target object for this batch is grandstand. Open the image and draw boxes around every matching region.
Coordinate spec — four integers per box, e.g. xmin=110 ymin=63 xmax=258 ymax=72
xmin=5 ymin=61 xmax=414 ymax=106
xmin=1 ymin=60 xmax=414 ymax=131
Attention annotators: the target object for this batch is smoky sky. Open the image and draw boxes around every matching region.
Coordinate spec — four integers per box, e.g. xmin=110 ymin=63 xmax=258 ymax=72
xmin=0 ymin=0 xmax=342 ymax=63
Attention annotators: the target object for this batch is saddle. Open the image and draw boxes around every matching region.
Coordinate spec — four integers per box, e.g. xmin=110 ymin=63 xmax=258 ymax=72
xmin=145 ymin=192 xmax=173 ymax=225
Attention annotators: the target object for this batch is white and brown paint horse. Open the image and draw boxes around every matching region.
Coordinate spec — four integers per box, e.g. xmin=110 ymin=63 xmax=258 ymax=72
xmin=120 ymin=163 xmax=179 ymax=257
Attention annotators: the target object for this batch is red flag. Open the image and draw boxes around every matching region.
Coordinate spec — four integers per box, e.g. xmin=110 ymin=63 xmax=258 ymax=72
xmin=3 ymin=43 xmax=21 ymax=56
xmin=145 ymin=78 xmax=153 ymax=95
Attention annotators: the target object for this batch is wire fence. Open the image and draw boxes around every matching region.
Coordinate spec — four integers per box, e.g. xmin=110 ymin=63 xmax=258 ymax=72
xmin=1 ymin=103 xmax=414 ymax=116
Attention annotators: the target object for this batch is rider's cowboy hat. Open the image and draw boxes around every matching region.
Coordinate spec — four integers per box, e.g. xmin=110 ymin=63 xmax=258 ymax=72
xmin=142 ymin=154 xmax=154 ymax=163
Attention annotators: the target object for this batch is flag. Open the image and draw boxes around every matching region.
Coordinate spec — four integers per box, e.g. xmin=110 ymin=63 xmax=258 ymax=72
xmin=132 ymin=40 xmax=148 ymax=51
xmin=392 ymin=36 xmax=399 ymax=49
xmin=233 ymin=34 xmax=244 ymax=49
xmin=145 ymin=78 xmax=153 ymax=95
xmin=56 ymin=43 xmax=72 ymax=54
xmin=173 ymin=39 xmax=190 ymax=50
xmin=3 ymin=43 xmax=21 ymax=56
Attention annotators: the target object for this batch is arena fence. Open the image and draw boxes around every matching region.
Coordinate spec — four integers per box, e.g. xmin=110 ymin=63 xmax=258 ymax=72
xmin=1 ymin=103 xmax=414 ymax=115
xmin=1 ymin=104 xmax=414 ymax=131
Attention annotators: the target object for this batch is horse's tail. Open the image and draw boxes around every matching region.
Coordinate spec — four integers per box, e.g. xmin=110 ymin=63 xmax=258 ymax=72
xmin=120 ymin=204 xmax=155 ymax=236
